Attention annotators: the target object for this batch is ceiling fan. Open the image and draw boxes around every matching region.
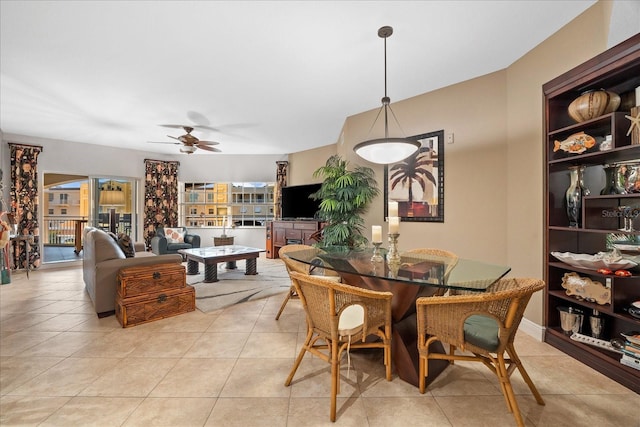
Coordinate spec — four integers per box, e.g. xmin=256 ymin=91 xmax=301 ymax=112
xmin=148 ymin=125 xmax=222 ymax=154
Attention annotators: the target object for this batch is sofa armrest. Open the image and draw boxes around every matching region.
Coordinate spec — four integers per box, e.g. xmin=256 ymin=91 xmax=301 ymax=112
xmin=150 ymin=235 xmax=168 ymax=255
xmin=184 ymin=234 xmax=201 ymax=248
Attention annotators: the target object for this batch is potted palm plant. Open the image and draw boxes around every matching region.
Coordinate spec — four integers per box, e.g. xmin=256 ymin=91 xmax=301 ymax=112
xmin=310 ymin=155 xmax=379 ymax=248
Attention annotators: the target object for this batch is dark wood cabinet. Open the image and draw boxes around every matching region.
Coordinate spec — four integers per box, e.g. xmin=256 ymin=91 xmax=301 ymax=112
xmin=543 ymin=34 xmax=640 ymax=392
xmin=265 ymin=220 xmax=322 ymax=259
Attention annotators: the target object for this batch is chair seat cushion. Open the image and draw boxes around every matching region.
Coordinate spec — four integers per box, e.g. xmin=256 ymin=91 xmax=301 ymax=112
xmin=464 ymin=315 xmax=499 ymax=351
xmin=338 ymin=305 xmax=364 ymax=337
xmin=167 ymin=242 xmax=192 ymax=251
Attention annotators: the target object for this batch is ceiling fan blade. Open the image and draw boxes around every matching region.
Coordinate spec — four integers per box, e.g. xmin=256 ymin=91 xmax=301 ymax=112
xmin=196 ymin=144 xmax=222 ymax=153
xmin=148 ymin=141 xmax=180 ymax=145
xmin=167 ymin=135 xmax=182 ymax=141
xmin=159 ymin=124 xmax=190 ymax=130
xmin=195 ymin=140 xmax=220 ymax=146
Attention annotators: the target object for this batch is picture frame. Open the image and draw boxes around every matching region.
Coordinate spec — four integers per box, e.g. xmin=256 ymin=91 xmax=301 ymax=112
xmin=384 ymin=130 xmax=444 ymax=222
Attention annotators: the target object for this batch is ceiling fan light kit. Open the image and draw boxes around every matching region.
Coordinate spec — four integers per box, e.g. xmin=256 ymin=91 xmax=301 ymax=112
xmin=353 ymin=26 xmax=421 ymax=165
xmin=180 ymin=145 xmax=197 ymax=154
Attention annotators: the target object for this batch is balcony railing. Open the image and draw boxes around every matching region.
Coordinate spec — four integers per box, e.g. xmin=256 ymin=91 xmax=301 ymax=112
xmin=43 ymin=216 xmax=87 ymax=246
xmin=43 ymin=215 xmax=132 ymax=247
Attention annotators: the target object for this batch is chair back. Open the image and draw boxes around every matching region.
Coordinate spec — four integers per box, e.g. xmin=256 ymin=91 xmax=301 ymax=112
xmin=279 ymin=244 xmax=315 ymax=275
xmin=289 ymin=271 xmax=392 ymax=343
xmin=405 ymin=248 xmax=459 ymax=292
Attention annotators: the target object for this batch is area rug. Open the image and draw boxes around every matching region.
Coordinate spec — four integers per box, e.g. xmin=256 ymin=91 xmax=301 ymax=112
xmin=186 ymin=257 xmax=290 ymax=313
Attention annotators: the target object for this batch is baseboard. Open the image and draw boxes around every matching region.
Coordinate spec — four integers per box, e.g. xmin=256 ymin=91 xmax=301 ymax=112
xmin=519 ymin=317 xmax=545 ymax=341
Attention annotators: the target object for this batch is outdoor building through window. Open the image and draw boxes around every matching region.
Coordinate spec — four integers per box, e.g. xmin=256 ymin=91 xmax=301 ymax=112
xmin=180 ymin=181 xmax=275 ymax=227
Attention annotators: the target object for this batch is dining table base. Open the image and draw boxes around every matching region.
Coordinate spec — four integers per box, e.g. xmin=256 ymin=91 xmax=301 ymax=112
xmin=392 ymin=313 xmax=449 ymax=387
xmin=339 ymin=271 xmax=450 ymax=388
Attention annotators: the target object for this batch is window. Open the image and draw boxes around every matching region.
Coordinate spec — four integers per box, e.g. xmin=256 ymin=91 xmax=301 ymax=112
xmin=59 ymin=193 xmax=68 ymax=204
xmin=48 ymin=193 xmax=54 ymax=202
xmin=48 ymin=209 xmax=54 ymax=215
xmin=180 ymin=181 xmax=275 ymax=227
xmin=61 ymin=209 xmax=67 ymax=215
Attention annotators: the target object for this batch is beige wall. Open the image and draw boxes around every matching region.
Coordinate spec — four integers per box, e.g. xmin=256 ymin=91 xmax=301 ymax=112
xmin=288 ymin=144 xmax=337 ymax=185
xmin=288 ymin=1 xmax=629 ymax=327
xmin=340 ymin=71 xmax=509 ymax=263
xmin=506 ymin=1 xmax=612 ymax=323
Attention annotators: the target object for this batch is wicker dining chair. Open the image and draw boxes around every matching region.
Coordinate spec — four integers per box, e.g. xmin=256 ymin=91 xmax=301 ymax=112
xmin=275 ymin=244 xmax=340 ymax=320
xmin=416 ymin=277 xmax=545 ymax=427
xmin=285 ymin=271 xmax=393 ymax=422
xmin=404 ymin=248 xmax=458 ymax=292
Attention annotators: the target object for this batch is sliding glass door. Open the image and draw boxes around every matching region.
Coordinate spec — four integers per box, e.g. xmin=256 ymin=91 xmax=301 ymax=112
xmin=41 ymin=174 xmax=139 ymax=264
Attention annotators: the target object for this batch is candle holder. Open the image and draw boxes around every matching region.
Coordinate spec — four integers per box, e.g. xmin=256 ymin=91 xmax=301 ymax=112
xmin=387 ymin=259 xmax=400 ymax=279
xmin=387 ymin=233 xmax=400 ymax=264
xmin=371 ymin=242 xmax=384 ymax=262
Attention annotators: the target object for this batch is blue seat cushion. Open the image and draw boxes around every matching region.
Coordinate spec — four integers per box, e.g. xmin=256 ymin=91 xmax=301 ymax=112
xmin=166 ymin=242 xmax=193 ymax=251
xmin=464 ymin=315 xmax=500 ymax=351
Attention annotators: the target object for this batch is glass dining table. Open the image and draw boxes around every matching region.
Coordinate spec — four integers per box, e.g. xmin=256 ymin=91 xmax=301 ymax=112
xmin=284 ymin=246 xmax=511 ymax=387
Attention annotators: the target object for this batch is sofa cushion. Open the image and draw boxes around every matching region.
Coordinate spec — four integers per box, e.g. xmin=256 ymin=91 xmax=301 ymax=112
xmin=167 ymin=242 xmax=193 ymax=251
xmin=164 ymin=227 xmax=185 ymax=243
xmin=117 ymin=233 xmax=136 ymax=258
xmin=92 ymin=229 xmax=126 ymax=263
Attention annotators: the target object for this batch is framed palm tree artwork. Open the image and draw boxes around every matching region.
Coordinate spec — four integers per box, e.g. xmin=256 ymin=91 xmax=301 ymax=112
xmin=384 ymin=130 xmax=444 ymax=222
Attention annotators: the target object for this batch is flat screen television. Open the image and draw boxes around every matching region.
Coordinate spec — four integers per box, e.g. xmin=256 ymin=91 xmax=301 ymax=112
xmin=280 ymin=183 xmax=322 ymax=220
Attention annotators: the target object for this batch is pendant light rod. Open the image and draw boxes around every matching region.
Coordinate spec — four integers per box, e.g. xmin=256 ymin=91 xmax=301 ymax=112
xmin=381 ymin=26 xmax=391 ymax=140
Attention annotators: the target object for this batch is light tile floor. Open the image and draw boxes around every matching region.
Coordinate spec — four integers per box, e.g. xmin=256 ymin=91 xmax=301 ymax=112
xmin=1 ymin=263 xmax=639 ymax=426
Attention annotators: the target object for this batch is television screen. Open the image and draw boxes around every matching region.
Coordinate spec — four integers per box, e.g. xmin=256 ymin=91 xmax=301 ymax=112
xmin=280 ymin=183 xmax=322 ymax=219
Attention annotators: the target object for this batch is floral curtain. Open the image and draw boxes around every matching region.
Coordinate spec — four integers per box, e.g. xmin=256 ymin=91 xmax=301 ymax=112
xmin=143 ymin=159 xmax=179 ymax=248
xmin=275 ymin=161 xmax=288 ymax=219
xmin=9 ymin=143 xmax=43 ymax=270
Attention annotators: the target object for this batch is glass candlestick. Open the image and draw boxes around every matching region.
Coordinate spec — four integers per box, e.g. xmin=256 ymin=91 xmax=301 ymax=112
xmin=371 ymin=242 xmax=383 ymax=262
xmin=387 ymin=233 xmax=400 ymax=264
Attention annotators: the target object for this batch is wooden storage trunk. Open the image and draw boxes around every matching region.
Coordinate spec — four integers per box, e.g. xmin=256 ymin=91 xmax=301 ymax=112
xmin=116 ymin=286 xmax=195 ymax=328
xmin=116 ymin=263 xmax=194 ymax=327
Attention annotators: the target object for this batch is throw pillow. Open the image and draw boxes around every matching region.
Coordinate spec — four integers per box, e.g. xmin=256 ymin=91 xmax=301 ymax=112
xmin=117 ymin=233 xmax=136 ymax=258
xmin=164 ymin=227 xmax=185 ymax=243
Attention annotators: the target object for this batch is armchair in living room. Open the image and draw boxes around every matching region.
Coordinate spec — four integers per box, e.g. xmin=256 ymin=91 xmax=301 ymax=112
xmin=150 ymin=226 xmax=201 ymax=256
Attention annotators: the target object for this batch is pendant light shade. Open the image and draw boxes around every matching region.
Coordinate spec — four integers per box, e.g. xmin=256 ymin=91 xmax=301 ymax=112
xmin=354 ymin=26 xmax=420 ymax=165
xmin=354 ymin=137 xmax=420 ymax=165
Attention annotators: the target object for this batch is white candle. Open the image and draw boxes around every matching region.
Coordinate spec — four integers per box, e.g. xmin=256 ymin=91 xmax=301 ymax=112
xmin=388 ymin=201 xmax=398 ymax=217
xmin=372 ymin=225 xmax=382 ymax=243
xmin=388 ymin=216 xmax=400 ymax=234
xmin=636 ymin=85 xmax=640 ymax=107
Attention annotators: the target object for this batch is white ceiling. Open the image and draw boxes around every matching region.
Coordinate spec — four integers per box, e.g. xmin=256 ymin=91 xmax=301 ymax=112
xmin=0 ymin=0 xmax=597 ymax=156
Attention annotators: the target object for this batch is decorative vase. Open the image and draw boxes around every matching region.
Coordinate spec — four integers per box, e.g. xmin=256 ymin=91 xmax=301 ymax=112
xmin=568 ymin=89 xmax=620 ymax=123
xmin=600 ymin=164 xmax=626 ymax=195
xmin=565 ymin=165 xmax=589 ymax=227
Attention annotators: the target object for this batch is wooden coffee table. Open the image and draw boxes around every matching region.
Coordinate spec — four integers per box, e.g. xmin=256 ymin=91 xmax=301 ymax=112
xmin=178 ymin=245 xmax=266 ymax=283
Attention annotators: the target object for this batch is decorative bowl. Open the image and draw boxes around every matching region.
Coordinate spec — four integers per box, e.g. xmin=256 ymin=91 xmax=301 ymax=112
xmin=550 ymin=251 xmax=637 ymax=270
xmin=568 ymin=89 xmax=620 ymax=123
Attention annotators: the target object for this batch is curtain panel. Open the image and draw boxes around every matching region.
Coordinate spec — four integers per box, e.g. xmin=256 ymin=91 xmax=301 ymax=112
xmin=143 ymin=159 xmax=179 ymax=248
xmin=9 ymin=143 xmax=43 ymax=270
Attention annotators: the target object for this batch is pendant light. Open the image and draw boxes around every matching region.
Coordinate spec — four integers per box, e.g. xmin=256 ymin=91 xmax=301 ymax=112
xmin=354 ymin=26 xmax=420 ymax=164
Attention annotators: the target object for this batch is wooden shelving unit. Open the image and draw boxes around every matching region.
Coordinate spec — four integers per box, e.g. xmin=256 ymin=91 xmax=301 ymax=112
xmin=543 ymin=34 xmax=640 ymax=392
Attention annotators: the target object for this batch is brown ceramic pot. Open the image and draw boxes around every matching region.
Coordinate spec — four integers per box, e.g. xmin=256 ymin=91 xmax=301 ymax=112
xmin=568 ymin=89 xmax=620 ymax=123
